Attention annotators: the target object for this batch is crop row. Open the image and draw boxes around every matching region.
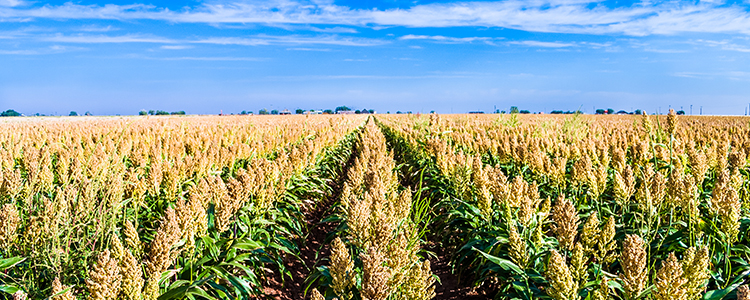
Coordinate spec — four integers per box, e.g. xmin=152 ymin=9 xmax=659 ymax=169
xmin=0 ymin=115 xmax=366 ymax=299
xmin=378 ymin=112 xmax=750 ymax=300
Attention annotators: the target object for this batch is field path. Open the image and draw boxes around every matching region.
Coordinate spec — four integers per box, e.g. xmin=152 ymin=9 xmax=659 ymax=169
xmin=263 ymin=142 xmax=357 ymax=300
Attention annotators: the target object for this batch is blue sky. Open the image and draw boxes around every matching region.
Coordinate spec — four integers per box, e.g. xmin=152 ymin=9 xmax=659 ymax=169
xmin=2 ymin=0 xmax=750 ymax=115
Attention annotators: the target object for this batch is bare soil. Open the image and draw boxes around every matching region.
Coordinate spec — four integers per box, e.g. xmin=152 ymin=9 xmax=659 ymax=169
xmin=262 ymin=147 xmax=356 ymax=300
xmin=426 ymin=241 xmax=492 ymax=300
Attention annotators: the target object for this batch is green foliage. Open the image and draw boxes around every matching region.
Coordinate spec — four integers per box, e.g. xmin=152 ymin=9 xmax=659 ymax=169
xmin=0 ymin=109 xmax=21 ymax=117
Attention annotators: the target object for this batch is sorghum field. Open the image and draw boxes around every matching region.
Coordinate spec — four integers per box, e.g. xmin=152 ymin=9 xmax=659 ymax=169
xmin=1 ymin=112 xmax=749 ymax=300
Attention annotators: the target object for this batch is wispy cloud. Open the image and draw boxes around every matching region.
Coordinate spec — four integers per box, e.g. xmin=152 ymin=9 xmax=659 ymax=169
xmin=509 ymin=40 xmax=576 ymax=47
xmin=160 ymin=45 xmax=192 ymax=50
xmin=155 ymin=56 xmax=264 ymax=61
xmin=672 ymin=71 xmax=750 ymax=81
xmin=0 ymin=44 xmax=85 ymax=55
xmin=399 ymin=34 xmax=494 ymax=43
xmin=286 ymin=47 xmax=332 ymax=51
xmin=0 ymin=0 xmax=27 ymax=7
xmin=44 ymin=34 xmax=176 ymax=44
xmin=193 ymin=35 xmax=385 ymax=47
xmin=1 ymin=1 xmax=750 ymax=36
xmin=77 ymin=25 xmax=118 ymax=32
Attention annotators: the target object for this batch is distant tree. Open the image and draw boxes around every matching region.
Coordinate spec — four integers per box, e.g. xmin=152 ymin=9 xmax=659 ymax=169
xmin=148 ymin=110 xmax=155 ymax=115
xmin=519 ymin=110 xmax=530 ymax=114
xmin=271 ymin=109 xmax=279 ymax=115
xmin=430 ymin=110 xmax=435 ymax=114
xmin=170 ymin=111 xmax=185 ymax=115
xmin=595 ymin=109 xmax=606 ymax=115
xmin=335 ymin=106 xmax=351 ymax=112
xmin=606 ymin=108 xmax=615 ymax=114
xmin=677 ymin=110 xmax=685 ymax=115
xmin=551 ymin=110 xmax=563 ymax=114
xmin=240 ymin=110 xmax=248 ymax=115
xmin=616 ymin=110 xmax=628 ymax=114
xmin=1 ymin=109 xmax=21 ymax=117
xmin=69 ymin=111 xmax=78 ymax=116
xmin=155 ymin=110 xmax=169 ymax=115
xmin=295 ymin=109 xmax=305 ymax=114
xmin=84 ymin=111 xmax=93 ymax=116
xmin=139 ymin=110 xmax=147 ymax=116
xmin=634 ymin=109 xmax=643 ymax=115
xmin=396 ymin=111 xmax=403 ymax=114
xmin=510 ymin=106 xmax=520 ymax=114
xmin=259 ymin=109 xmax=269 ymax=115
xmin=368 ymin=109 xmax=374 ymax=114
xmin=323 ymin=109 xmax=334 ymax=114
xmin=355 ymin=110 xmax=361 ymax=114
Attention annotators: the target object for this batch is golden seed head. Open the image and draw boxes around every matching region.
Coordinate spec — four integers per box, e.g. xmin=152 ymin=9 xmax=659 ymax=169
xmin=329 ymin=237 xmax=355 ymax=300
xmin=145 ymin=208 xmax=181 ymax=280
xmin=86 ymin=249 xmax=122 ymax=300
xmin=667 ymin=108 xmax=678 ymax=136
xmin=361 ymin=247 xmax=391 ymax=300
xmin=590 ymin=277 xmax=610 ymax=300
xmin=737 ymin=285 xmax=750 ymax=300
xmin=51 ymin=277 xmax=76 ymax=300
xmin=641 ymin=110 xmax=652 ymax=133
xmin=508 ymin=224 xmax=528 ymax=267
xmin=598 ymin=216 xmax=617 ymax=264
xmin=0 ymin=203 xmax=21 ymax=250
xmin=570 ymin=243 xmax=587 ymax=285
xmin=119 ymin=246 xmax=144 ymax=300
xmin=682 ymin=246 xmax=710 ymax=300
xmin=620 ymin=234 xmax=647 ymax=299
xmin=580 ymin=211 xmax=600 ymax=255
xmin=551 ymin=194 xmax=579 ymax=251
xmin=546 ymin=249 xmax=579 ymax=300
xmin=653 ymin=252 xmax=687 ymax=300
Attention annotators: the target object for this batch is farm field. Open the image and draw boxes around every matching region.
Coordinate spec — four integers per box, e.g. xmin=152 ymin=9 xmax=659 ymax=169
xmin=1 ymin=113 xmax=749 ymax=300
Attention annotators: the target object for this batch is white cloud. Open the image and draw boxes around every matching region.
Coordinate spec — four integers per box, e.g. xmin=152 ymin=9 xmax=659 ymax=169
xmin=1 ymin=1 xmax=750 ymax=37
xmin=193 ymin=35 xmax=385 ymax=46
xmin=672 ymin=71 xmax=750 ymax=81
xmin=286 ymin=47 xmax=332 ymax=51
xmin=0 ymin=44 xmax=85 ymax=55
xmin=160 ymin=45 xmax=192 ymax=50
xmin=0 ymin=49 xmax=37 ymax=54
xmin=399 ymin=34 xmax=493 ymax=43
xmin=77 ymin=25 xmax=118 ymax=32
xmin=44 ymin=34 xmax=176 ymax=43
xmin=156 ymin=56 xmax=264 ymax=61
xmin=308 ymin=26 xmax=358 ymax=33
xmin=509 ymin=40 xmax=576 ymax=47
xmin=0 ymin=0 xmax=26 ymax=7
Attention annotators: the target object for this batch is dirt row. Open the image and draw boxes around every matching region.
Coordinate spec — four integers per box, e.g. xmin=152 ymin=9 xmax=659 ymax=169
xmin=263 ymin=123 xmax=490 ymax=300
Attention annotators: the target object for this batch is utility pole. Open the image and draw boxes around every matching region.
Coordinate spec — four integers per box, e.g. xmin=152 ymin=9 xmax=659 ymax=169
xmin=690 ymin=105 xmax=693 ymax=115
xmin=700 ymin=106 xmax=703 ymax=115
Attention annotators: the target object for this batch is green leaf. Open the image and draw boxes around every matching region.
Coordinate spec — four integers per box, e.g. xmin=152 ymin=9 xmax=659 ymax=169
xmin=474 ymin=247 xmax=525 ymax=277
xmin=0 ymin=285 xmax=20 ymax=295
xmin=0 ymin=257 xmax=25 ymax=271
xmin=703 ymin=282 xmax=743 ymax=300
